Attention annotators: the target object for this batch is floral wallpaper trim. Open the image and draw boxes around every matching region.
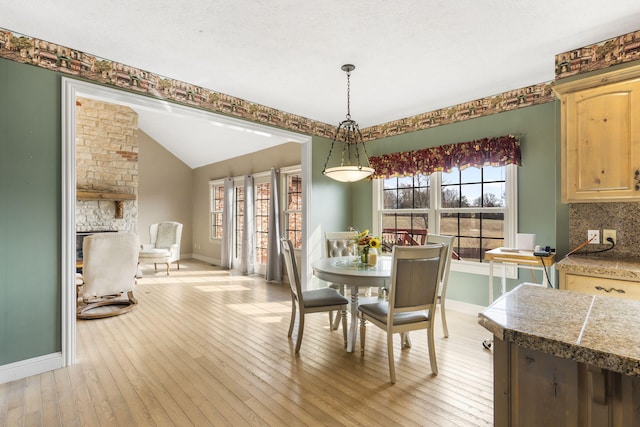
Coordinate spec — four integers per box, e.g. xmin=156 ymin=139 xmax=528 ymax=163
xmin=1 ymin=27 xmax=552 ymax=142
xmin=368 ymin=134 xmax=521 ymax=179
xmin=555 ymin=29 xmax=640 ymax=80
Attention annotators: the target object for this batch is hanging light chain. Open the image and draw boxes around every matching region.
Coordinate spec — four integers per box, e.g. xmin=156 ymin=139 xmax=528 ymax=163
xmin=345 ymin=68 xmax=351 ymax=120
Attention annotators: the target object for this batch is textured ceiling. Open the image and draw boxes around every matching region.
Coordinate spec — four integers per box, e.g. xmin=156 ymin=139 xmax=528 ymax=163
xmin=3 ymin=0 xmax=640 ymax=167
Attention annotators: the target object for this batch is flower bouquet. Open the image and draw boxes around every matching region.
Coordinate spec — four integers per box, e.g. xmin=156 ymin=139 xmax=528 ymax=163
xmin=351 ymin=228 xmax=381 ymax=265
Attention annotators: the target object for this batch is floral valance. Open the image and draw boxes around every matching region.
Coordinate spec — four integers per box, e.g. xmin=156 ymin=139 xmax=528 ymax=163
xmin=368 ymin=134 xmax=521 ymax=179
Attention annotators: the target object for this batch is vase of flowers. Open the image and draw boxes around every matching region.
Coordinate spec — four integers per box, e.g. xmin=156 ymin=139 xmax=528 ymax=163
xmin=352 ymin=229 xmax=381 ymax=266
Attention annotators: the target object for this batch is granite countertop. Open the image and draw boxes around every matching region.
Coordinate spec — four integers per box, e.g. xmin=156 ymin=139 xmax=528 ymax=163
xmin=478 ymin=284 xmax=640 ymax=377
xmin=556 ymin=255 xmax=640 ymax=282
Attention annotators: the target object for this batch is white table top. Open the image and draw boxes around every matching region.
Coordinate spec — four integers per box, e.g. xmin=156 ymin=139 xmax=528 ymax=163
xmin=312 ymin=256 xmax=392 ymax=287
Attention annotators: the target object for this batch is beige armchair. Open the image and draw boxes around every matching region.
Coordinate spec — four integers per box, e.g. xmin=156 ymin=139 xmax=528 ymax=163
xmin=138 ymin=221 xmax=183 ymax=275
xmin=76 ymin=232 xmax=140 ymax=319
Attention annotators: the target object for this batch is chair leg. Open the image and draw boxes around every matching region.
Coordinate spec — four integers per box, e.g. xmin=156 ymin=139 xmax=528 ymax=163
xmin=440 ymin=300 xmax=449 ymax=338
xmin=287 ymin=298 xmax=296 ymax=338
xmin=427 ymin=326 xmax=438 ymax=375
xmin=165 ymin=262 xmax=170 ymax=275
xmin=359 ymin=317 xmax=366 ymax=356
xmin=328 ymin=311 xmax=334 ymax=329
xmin=177 ymin=260 xmax=180 ymax=270
xmin=295 ymin=312 xmax=305 ymax=354
xmin=387 ymin=332 xmax=396 ymax=384
xmin=401 ymin=332 xmax=412 ymax=348
xmin=341 ymin=310 xmax=348 ymax=347
xmin=331 ymin=310 xmax=342 ymax=330
xmin=153 ymin=263 xmax=158 ymax=271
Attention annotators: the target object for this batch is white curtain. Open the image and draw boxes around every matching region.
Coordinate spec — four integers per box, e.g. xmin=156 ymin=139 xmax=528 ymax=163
xmin=220 ymin=177 xmax=234 ymax=269
xmin=265 ymin=168 xmax=282 ymax=282
xmin=241 ymin=175 xmax=255 ymax=274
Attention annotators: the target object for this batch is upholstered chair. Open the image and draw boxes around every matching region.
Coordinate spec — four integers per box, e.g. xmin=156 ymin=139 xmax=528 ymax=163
xmin=138 ymin=221 xmax=183 ymax=275
xmin=76 ymin=232 xmax=140 ymax=319
xmin=358 ymin=244 xmax=446 ymax=383
xmin=324 ymin=231 xmax=357 ymax=330
xmin=281 ymin=238 xmax=349 ymax=353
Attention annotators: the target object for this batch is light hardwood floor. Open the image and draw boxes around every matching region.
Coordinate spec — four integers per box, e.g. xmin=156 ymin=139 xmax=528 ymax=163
xmin=0 ymin=259 xmax=494 ymax=426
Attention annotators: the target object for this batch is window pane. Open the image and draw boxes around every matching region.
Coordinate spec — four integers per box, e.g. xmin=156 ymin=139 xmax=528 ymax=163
xmin=288 ymin=175 xmax=301 ymax=210
xmin=287 ymin=212 xmax=302 ymax=249
xmin=213 ymin=213 xmax=223 ymax=238
xmin=383 ymin=175 xmax=429 ymax=209
xmin=460 ymin=167 xmax=481 ymax=183
xmin=255 ymin=182 xmax=270 ymax=265
xmin=381 ymin=213 xmax=428 ymax=247
xmin=442 ymin=212 xmax=504 ymax=262
xmin=235 ymin=186 xmax=244 ymax=258
xmin=210 ymin=185 xmax=224 ymax=239
xmin=483 ymin=182 xmax=505 ymax=207
xmin=286 ymin=173 xmax=302 ymax=249
xmin=462 ymin=183 xmax=482 ymax=207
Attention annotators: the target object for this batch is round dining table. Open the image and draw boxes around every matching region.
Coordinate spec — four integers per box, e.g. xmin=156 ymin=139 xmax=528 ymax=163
xmin=311 ymin=256 xmax=392 ymax=352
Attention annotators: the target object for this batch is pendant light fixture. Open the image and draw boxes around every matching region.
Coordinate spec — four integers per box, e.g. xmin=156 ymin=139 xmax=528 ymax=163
xmin=322 ymin=64 xmax=374 ymax=182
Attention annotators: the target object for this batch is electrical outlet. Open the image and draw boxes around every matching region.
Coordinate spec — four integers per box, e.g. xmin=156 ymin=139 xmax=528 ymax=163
xmin=588 ymin=229 xmax=600 ymax=244
xmin=603 ymin=229 xmax=616 ymax=245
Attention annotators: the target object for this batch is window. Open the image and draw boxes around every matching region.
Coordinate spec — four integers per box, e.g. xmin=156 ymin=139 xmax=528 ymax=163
xmin=209 ymin=182 xmax=224 ymax=239
xmin=255 ymin=181 xmax=270 ymax=265
xmin=235 ymin=186 xmax=245 ymax=258
xmin=284 ymin=172 xmax=302 ymax=249
xmin=376 ymin=165 xmax=516 ymax=272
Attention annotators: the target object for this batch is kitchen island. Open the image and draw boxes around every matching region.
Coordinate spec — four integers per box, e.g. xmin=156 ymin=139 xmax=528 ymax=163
xmin=479 ymin=283 xmax=640 ymax=426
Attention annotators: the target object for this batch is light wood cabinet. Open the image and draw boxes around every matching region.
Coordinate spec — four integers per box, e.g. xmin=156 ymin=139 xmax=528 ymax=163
xmin=554 ymin=65 xmax=640 ymax=203
xmin=560 ymin=271 xmax=640 ymax=300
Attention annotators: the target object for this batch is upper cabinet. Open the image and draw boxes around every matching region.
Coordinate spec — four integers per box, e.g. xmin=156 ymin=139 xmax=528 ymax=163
xmin=553 ymin=65 xmax=640 ymax=203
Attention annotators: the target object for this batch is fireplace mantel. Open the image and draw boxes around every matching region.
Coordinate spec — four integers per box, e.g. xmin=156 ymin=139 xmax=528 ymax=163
xmin=76 ymin=191 xmax=137 ymax=219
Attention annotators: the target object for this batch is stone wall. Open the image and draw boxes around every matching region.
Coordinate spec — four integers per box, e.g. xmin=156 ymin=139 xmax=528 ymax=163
xmin=76 ymin=97 xmax=138 ymax=232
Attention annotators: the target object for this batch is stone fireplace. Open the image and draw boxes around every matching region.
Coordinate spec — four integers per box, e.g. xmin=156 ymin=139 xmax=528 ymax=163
xmin=75 ymin=97 xmax=139 ymax=233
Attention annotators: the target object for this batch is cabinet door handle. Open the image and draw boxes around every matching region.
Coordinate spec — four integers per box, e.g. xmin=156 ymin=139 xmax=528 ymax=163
xmin=595 ymin=286 xmax=626 ymax=294
xmin=635 ymin=170 xmax=640 ymax=191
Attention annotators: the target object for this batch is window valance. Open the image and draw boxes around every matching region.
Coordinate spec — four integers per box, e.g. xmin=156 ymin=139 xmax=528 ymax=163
xmin=368 ymin=134 xmax=521 ymax=179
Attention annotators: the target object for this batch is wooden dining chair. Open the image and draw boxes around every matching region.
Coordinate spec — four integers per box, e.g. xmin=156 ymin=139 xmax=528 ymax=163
xmin=281 ymin=238 xmax=349 ymax=353
xmin=358 ymin=244 xmax=446 ymax=383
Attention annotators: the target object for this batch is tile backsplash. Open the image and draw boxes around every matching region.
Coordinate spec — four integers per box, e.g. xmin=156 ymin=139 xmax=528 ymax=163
xmin=569 ymin=202 xmax=640 ymax=258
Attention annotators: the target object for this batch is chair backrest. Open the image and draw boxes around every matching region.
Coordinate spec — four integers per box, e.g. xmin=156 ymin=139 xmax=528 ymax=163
xmin=149 ymin=221 xmax=183 ymax=260
xmin=325 ymin=231 xmax=357 ymax=258
xmin=82 ymin=232 xmax=140 ymax=298
xmin=388 ymin=244 xmax=446 ymax=315
xmin=425 ymin=234 xmax=455 ymax=295
xmin=281 ymin=238 xmax=302 ymax=303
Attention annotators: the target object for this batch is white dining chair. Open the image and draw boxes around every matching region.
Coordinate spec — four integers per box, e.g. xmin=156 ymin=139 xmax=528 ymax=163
xmin=425 ymin=234 xmax=455 ymax=338
xmin=358 ymin=243 xmax=446 ymax=383
xmin=325 ymin=231 xmax=357 ymax=330
xmin=281 ymin=238 xmax=349 ymax=353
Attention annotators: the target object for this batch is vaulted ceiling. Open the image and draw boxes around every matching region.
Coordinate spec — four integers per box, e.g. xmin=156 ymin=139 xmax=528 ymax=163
xmin=3 ymin=1 xmax=640 ymax=167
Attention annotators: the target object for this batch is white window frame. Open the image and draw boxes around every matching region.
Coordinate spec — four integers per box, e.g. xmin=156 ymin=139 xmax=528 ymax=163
xmin=253 ymin=171 xmax=271 ymax=275
xmin=373 ymin=164 xmax=518 ymax=276
xmin=281 ymin=165 xmax=303 ymax=250
xmin=209 ymin=179 xmax=225 ymax=241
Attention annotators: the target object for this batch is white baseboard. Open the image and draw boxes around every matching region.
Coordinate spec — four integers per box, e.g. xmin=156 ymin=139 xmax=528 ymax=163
xmin=445 ymin=299 xmax=485 ymax=316
xmin=192 ymin=253 xmax=219 ymax=265
xmin=0 ymin=353 xmax=63 ymax=384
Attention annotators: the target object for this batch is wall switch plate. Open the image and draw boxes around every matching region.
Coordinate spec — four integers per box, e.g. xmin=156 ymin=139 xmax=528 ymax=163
xmin=588 ymin=229 xmax=600 ymax=244
xmin=603 ymin=229 xmax=616 ymax=244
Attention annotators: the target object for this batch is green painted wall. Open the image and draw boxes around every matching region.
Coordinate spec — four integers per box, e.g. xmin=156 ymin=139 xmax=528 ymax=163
xmin=350 ymin=102 xmax=567 ymax=306
xmin=0 ymin=58 xmax=61 ymax=365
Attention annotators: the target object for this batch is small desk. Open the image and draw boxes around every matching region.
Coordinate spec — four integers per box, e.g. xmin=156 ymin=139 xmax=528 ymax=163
xmin=485 ymin=248 xmax=556 ymax=303
xmin=312 ymin=256 xmax=392 ymax=352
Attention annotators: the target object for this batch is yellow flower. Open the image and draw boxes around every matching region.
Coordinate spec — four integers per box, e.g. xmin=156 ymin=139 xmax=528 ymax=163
xmin=358 ymin=229 xmax=369 ymax=238
xmin=369 ymin=238 xmax=381 ymax=249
